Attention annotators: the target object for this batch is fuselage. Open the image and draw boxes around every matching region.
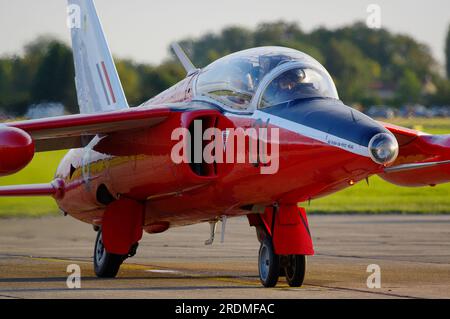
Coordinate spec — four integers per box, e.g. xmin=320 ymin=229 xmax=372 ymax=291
xmin=54 ymin=81 xmax=387 ymax=230
xmin=54 ymin=47 xmax=393 ymax=232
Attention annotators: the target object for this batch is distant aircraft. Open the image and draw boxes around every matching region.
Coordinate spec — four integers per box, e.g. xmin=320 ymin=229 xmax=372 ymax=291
xmin=0 ymin=0 xmax=449 ymax=287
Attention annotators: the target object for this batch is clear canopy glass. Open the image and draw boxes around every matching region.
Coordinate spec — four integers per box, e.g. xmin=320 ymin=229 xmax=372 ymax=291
xmin=259 ymin=67 xmax=339 ymax=108
xmin=195 ymin=47 xmax=339 ymax=111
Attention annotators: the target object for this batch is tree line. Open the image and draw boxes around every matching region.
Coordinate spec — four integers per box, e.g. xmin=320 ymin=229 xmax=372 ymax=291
xmin=1 ymin=21 xmax=450 ymax=116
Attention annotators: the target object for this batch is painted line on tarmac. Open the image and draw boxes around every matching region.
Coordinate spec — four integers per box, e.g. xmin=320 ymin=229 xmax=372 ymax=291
xmin=28 ymin=256 xmax=91 ymax=264
xmin=316 ymin=253 xmax=450 ymax=265
xmin=25 ymin=255 xmax=262 ymax=287
xmin=0 ymin=294 xmax=24 ymax=299
xmin=19 ymin=255 xmax=422 ymax=297
xmin=145 ymin=269 xmax=181 ymax=274
xmin=304 ymin=283 xmax=421 ymax=299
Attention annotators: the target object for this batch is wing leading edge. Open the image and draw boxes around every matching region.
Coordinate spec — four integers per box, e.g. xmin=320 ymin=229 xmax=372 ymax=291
xmin=5 ymin=107 xmax=170 ymax=152
xmin=0 ymin=106 xmax=172 ymax=197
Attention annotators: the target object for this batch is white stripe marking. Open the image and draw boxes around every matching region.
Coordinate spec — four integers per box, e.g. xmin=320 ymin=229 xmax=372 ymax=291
xmin=226 ymin=110 xmax=370 ymax=157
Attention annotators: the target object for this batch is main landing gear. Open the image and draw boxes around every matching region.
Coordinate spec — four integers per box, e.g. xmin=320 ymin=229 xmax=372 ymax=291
xmin=251 ymin=204 xmax=313 ymax=288
xmin=258 ymin=236 xmax=307 ymax=288
xmin=93 ymin=229 xmax=139 ymax=278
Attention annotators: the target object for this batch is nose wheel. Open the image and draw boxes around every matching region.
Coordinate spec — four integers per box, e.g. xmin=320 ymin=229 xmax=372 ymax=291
xmin=94 ymin=230 xmax=126 ymax=278
xmin=258 ymin=238 xmax=280 ymax=287
xmin=284 ymin=254 xmax=306 ymax=287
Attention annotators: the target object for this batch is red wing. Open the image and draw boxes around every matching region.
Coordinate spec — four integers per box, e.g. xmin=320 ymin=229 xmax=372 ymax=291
xmin=0 ymin=107 xmax=172 ymax=196
xmin=6 ymin=106 xmax=170 ymax=152
xmin=379 ymin=121 xmax=450 ymax=187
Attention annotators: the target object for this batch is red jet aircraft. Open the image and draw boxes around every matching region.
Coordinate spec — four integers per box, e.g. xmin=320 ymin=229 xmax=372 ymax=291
xmin=1 ymin=0 xmax=449 ymax=287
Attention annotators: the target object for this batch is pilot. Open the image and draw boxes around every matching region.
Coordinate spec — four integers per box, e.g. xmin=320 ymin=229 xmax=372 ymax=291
xmin=279 ymin=69 xmax=306 ymax=90
xmin=268 ymin=68 xmax=307 ymax=105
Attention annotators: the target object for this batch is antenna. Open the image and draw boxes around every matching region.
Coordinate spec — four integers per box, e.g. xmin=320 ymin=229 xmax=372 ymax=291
xmin=171 ymin=42 xmax=199 ymax=76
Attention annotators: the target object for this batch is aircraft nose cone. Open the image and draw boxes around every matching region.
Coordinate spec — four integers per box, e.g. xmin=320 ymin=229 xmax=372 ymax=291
xmin=368 ymin=133 xmax=399 ymax=165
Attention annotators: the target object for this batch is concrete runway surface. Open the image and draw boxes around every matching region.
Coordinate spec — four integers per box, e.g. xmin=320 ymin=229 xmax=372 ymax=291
xmin=0 ymin=214 xmax=449 ymax=299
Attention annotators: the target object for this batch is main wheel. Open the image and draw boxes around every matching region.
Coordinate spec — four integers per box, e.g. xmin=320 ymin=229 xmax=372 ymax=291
xmin=94 ymin=230 xmax=125 ymax=278
xmin=285 ymin=255 xmax=306 ymax=287
xmin=258 ymin=238 xmax=280 ymax=287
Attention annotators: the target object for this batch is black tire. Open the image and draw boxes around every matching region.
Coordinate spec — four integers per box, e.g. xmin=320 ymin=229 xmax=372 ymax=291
xmin=258 ymin=238 xmax=280 ymax=288
xmin=285 ymin=255 xmax=306 ymax=287
xmin=93 ymin=230 xmax=124 ymax=278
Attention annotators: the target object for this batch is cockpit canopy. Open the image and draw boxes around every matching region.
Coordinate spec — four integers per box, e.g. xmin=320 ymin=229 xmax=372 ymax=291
xmin=195 ymin=47 xmax=339 ymax=112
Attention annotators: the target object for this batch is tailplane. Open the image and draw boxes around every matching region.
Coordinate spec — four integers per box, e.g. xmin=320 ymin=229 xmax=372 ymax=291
xmin=67 ymin=0 xmax=128 ymax=114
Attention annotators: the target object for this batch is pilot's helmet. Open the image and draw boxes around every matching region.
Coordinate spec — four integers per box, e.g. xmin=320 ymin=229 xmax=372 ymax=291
xmin=278 ymin=69 xmax=306 ymax=89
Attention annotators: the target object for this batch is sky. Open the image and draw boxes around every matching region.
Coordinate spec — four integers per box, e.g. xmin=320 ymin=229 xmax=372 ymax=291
xmin=0 ymin=0 xmax=449 ymax=68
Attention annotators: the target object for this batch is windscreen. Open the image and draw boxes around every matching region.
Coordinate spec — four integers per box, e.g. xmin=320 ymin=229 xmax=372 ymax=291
xmin=259 ymin=67 xmax=339 ymax=108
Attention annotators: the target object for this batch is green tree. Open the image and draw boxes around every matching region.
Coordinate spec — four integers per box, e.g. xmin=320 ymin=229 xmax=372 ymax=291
xmin=116 ymin=60 xmax=142 ymax=106
xmin=397 ymin=69 xmax=422 ymax=104
xmin=137 ymin=62 xmax=185 ymax=102
xmin=0 ymin=57 xmax=34 ymax=115
xmin=220 ymin=27 xmax=254 ymax=54
xmin=30 ymin=40 xmax=77 ymax=113
xmin=446 ymin=24 xmax=450 ymax=79
xmin=324 ymin=39 xmax=378 ymax=103
xmin=155 ymin=61 xmax=185 ymax=87
xmin=254 ymin=21 xmax=303 ymax=46
xmin=2 ymin=22 xmax=450 ymax=116
xmin=427 ymin=78 xmax=450 ymax=105
xmin=0 ymin=59 xmax=10 ymax=113
xmin=282 ymin=41 xmax=324 ymax=64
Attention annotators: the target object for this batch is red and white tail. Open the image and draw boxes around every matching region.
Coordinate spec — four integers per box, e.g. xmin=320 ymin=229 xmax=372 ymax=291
xmin=67 ymin=0 xmax=128 ymax=114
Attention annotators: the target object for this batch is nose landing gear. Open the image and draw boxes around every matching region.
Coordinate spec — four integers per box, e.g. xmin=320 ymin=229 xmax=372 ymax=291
xmin=251 ymin=204 xmax=313 ymax=288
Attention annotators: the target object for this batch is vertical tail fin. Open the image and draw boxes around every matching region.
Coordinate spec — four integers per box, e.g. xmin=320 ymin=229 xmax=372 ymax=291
xmin=67 ymin=0 xmax=128 ymax=114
